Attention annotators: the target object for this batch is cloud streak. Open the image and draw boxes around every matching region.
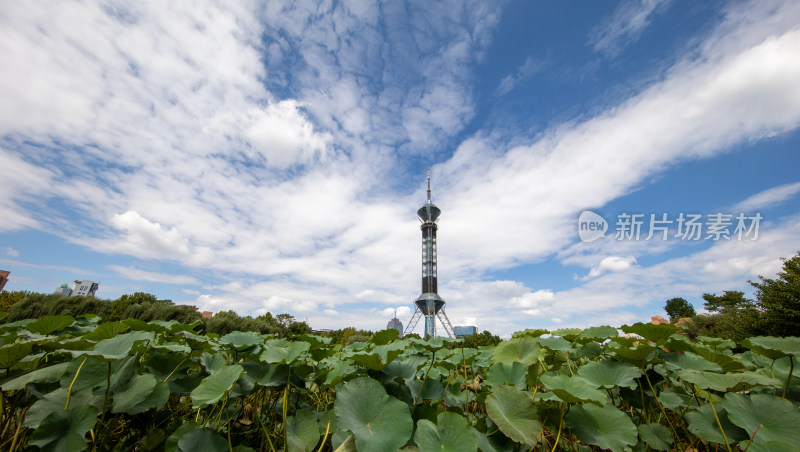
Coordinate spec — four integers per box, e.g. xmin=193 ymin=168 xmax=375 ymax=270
xmin=108 ymin=265 xmax=200 ymax=286
xmin=589 ymin=0 xmax=673 ymax=57
xmin=732 ymin=182 xmax=800 ymax=212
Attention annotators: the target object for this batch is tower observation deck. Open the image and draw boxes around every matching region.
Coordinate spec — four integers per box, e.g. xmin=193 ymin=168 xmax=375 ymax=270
xmin=405 ymin=170 xmax=455 ymax=338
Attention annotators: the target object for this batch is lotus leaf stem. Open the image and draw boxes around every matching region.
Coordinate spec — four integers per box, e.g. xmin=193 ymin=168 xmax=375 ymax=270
xmin=163 ymin=354 xmax=191 ymax=383
xmin=65 ymin=356 xmax=88 ymax=410
xmin=782 ymin=356 xmax=794 ymax=399
xmin=317 ymin=420 xmax=331 ymax=452
xmin=644 ymin=369 xmax=680 ymax=445
xmin=8 ymin=407 xmax=27 ymax=452
xmin=549 ymin=409 xmax=564 ymax=452
xmin=742 ymin=424 xmax=760 ymax=452
xmin=703 ymin=386 xmax=732 ymax=452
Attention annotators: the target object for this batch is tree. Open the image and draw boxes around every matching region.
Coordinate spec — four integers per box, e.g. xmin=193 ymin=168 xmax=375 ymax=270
xmin=691 ymin=290 xmax=763 ymax=343
xmin=276 ymin=313 xmax=295 ymax=328
xmin=461 ymin=330 xmax=501 ymax=348
xmin=0 ymin=291 xmax=26 ymax=312
xmin=751 ymin=251 xmax=800 ymax=337
xmin=664 ymin=297 xmax=696 ymax=321
xmin=701 ymin=290 xmax=754 ymax=312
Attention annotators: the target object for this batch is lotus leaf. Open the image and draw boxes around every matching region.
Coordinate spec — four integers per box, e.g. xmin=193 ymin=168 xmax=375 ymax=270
xmin=721 ymin=393 xmax=800 ymax=446
xmin=82 ymin=321 xmax=130 ymax=341
xmin=287 ymin=409 xmax=320 ymax=452
xmin=28 ymin=405 xmax=98 ymax=452
xmin=575 ymin=359 xmax=642 ymax=389
xmin=487 ymin=361 xmax=527 ymax=389
xmin=565 ymin=403 xmax=637 ymax=450
xmin=485 ymin=384 xmax=542 ymax=445
xmin=370 ymin=328 xmax=399 ymax=345
xmin=621 ymin=322 xmax=677 ymax=345
xmin=177 ymin=428 xmax=228 ymax=452
xmin=26 ymin=315 xmax=75 ymax=335
xmin=742 ymin=336 xmax=800 ymax=359
xmin=220 ymin=331 xmax=263 ymax=350
xmin=333 ymin=377 xmax=412 ymax=452
xmin=415 ymin=411 xmax=477 ymax=452
xmin=190 ymin=364 xmax=244 ymax=408
xmin=685 ymin=404 xmax=748 ymax=445
xmin=540 ymin=374 xmax=608 ymax=406
xmin=1 ymin=362 xmax=69 ymax=391
xmin=112 ymin=373 xmax=170 ymax=414
xmin=576 ymin=325 xmax=618 ymax=343
xmin=491 ymin=336 xmax=539 ymax=366
xmin=637 ymin=423 xmax=672 ymax=451
xmin=261 ymin=339 xmax=310 ymax=365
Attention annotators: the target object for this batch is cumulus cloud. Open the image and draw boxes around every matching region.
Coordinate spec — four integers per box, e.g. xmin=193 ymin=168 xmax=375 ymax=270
xmin=110 ymin=211 xmax=191 ymax=258
xmin=5 ymin=247 xmax=18 ymax=257
xmin=585 ymin=256 xmax=637 ymax=279
xmin=510 ymin=290 xmax=555 ymax=309
xmin=244 ymin=100 xmax=332 ymax=168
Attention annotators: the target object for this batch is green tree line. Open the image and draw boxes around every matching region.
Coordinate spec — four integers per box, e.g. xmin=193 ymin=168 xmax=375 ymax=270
xmin=0 ymin=290 xmax=503 ymax=345
xmin=664 ymin=251 xmax=800 ymax=342
xmin=0 ymin=290 xmax=311 ymax=337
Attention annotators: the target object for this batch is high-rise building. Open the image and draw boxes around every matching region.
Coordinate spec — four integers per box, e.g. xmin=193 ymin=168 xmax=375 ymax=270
xmin=71 ymin=280 xmax=99 ymax=297
xmin=405 ymin=170 xmax=455 ymax=338
xmin=453 ymin=326 xmax=478 ymax=338
xmin=387 ymin=315 xmax=403 ymax=336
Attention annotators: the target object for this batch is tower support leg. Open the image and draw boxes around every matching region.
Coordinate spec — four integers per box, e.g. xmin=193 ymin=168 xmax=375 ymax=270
xmin=405 ymin=307 xmax=423 ymax=336
xmin=436 ymin=308 xmax=455 ymax=338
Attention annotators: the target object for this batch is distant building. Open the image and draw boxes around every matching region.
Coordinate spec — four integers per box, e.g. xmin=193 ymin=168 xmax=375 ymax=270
xmin=0 ymin=270 xmax=9 ymax=291
xmin=71 ymin=280 xmax=99 ymax=297
xmin=54 ymin=283 xmax=72 ymax=296
xmin=201 ymin=311 xmax=213 ymax=319
xmin=453 ymin=325 xmax=477 ymax=338
xmin=387 ymin=315 xmax=403 ymax=337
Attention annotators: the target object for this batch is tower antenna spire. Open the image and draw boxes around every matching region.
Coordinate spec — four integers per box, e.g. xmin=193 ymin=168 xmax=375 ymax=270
xmin=427 ymin=168 xmax=431 ymax=201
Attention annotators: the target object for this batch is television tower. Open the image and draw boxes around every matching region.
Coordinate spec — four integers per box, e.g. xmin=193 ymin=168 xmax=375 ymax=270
xmin=405 ymin=169 xmax=455 ymax=338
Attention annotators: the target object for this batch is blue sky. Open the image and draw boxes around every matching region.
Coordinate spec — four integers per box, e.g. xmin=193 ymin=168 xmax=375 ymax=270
xmin=1 ymin=0 xmax=799 ymax=337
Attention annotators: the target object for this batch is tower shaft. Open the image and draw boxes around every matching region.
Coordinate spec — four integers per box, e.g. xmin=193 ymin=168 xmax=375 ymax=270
xmin=421 ymin=221 xmax=437 ymax=293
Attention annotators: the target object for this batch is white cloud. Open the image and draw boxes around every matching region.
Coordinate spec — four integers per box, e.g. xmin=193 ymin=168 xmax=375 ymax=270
xmin=108 ymin=265 xmax=200 ymax=285
xmin=110 ymin=211 xmax=191 ymax=259
xmin=2 ymin=0 xmax=800 ymax=337
xmin=732 ymin=181 xmax=800 ymax=212
xmin=585 ymin=256 xmax=637 ymax=279
xmin=244 ymin=100 xmax=332 ymax=168
xmin=543 ymin=214 xmax=799 ymax=322
xmin=589 ymin=0 xmax=673 ymax=57
xmin=439 ymin=3 xmax=800 ymax=275
xmin=5 ymin=247 xmax=19 ymax=257
xmin=0 ymin=148 xmax=55 ymax=232
xmin=510 ymin=290 xmax=555 ymax=309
